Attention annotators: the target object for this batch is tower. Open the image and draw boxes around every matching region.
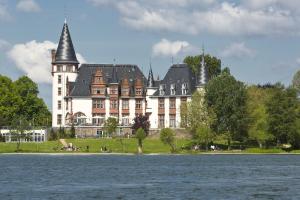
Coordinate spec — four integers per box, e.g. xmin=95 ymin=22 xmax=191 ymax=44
xmin=52 ymin=20 xmax=79 ymax=127
xmin=196 ymin=47 xmax=208 ymax=91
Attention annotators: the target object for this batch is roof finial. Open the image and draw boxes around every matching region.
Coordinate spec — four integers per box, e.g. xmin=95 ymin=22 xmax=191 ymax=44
xmin=64 ymin=18 xmax=67 ymax=24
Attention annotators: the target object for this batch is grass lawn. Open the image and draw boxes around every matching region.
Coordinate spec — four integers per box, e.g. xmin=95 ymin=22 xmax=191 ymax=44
xmin=0 ymin=141 xmax=61 ymax=153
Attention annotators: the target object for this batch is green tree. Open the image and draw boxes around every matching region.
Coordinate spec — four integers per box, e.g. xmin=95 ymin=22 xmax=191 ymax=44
xmin=194 ymin=125 xmax=215 ymax=151
xmin=180 ymin=101 xmax=188 ymax=128
xmin=247 ymin=86 xmax=274 ymax=148
xmin=205 ymin=70 xmax=248 ymax=149
xmin=104 ymin=117 xmax=118 ymax=137
xmin=184 ymin=54 xmax=221 ymax=79
xmin=266 ymin=85 xmax=300 ymax=148
xmin=136 ymin=127 xmax=146 ymax=154
xmin=49 ymin=128 xmax=58 ymax=141
xmin=292 ymin=70 xmax=300 ymax=92
xmin=160 ymin=128 xmax=176 ymax=153
xmin=10 ymin=117 xmax=31 ymax=151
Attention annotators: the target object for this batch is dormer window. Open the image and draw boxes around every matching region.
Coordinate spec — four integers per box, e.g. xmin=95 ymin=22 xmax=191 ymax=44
xmin=57 ymin=65 xmax=63 ymax=72
xmin=136 ymin=88 xmax=142 ymax=96
xmin=159 ymin=84 xmax=165 ymax=96
xmin=182 ymin=83 xmax=188 ymax=95
xmin=170 ymin=84 xmax=176 ymax=95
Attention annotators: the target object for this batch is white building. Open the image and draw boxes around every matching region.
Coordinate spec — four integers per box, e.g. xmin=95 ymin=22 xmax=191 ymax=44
xmin=52 ymin=21 xmax=208 ymax=137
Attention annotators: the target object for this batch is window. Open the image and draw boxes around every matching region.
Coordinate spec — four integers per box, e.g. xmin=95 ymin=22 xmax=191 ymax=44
xmin=74 ymin=113 xmax=86 ymax=125
xmin=159 ymin=98 xmax=164 ymax=109
xmin=58 ymin=100 xmax=61 ymax=110
xmin=170 ymin=84 xmax=176 ymax=95
xmin=57 ymin=114 xmax=62 ymax=125
xmin=58 ymin=75 xmax=62 ymax=84
xmin=92 ymin=88 xmax=105 ymax=95
xmin=182 ymin=83 xmax=188 ymax=95
xmin=169 ymin=115 xmax=176 ymax=128
xmin=121 ymin=88 xmax=129 ymax=96
xmin=122 ymin=99 xmax=129 ymax=109
xmin=58 ymin=87 xmax=62 ymax=96
xmin=66 ymin=65 xmax=73 ymax=72
xmin=92 ymin=114 xmax=105 ymax=126
xmin=57 ymin=65 xmax=63 ymax=72
xmin=110 ymin=87 xmax=118 ymax=95
xmin=158 ymin=115 xmax=165 ymax=128
xmin=136 ymin=99 xmax=142 ymax=109
xmin=66 ymin=99 xmax=68 ymax=110
xmin=159 ymin=84 xmax=165 ymax=96
xmin=93 ymin=99 xmax=105 ymax=109
xmin=169 ymin=98 xmax=176 ymax=109
xmin=122 ymin=114 xmax=130 ymax=126
xmin=110 ymin=100 xmax=118 ymax=109
xmin=136 ymin=88 xmax=142 ymax=96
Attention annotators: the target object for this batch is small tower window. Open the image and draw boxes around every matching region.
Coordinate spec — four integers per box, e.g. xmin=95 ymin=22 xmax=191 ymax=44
xmin=58 ymin=100 xmax=61 ymax=110
xmin=182 ymin=83 xmax=188 ymax=95
xmin=58 ymin=75 xmax=62 ymax=84
xmin=159 ymin=84 xmax=165 ymax=96
xmin=57 ymin=65 xmax=63 ymax=72
xmin=170 ymin=84 xmax=176 ymax=95
xmin=58 ymin=87 xmax=62 ymax=96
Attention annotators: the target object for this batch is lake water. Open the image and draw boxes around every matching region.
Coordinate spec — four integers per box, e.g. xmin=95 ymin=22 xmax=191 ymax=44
xmin=0 ymin=154 xmax=300 ymax=200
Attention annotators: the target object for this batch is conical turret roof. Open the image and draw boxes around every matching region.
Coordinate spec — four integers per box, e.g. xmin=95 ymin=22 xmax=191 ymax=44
xmin=147 ymin=65 xmax=155 ymax=87
xmin=54 ymin=21 xmax=79 ymax=64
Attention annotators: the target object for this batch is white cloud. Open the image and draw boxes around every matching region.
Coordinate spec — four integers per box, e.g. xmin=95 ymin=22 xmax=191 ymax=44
xmin=17 ymin=0 xmax=41 ymax=13
xmin=7 ymin=40 xmax=86 ymax=84
xmin=220 ymin=42 xmax=255 ymax=58
xmin=152 ymin=38 xmax=197 ymax=57
xmin=0 ymin=1 xmax=11 ymax=20
xmin=88 ymin=0 xmax=300 ymax=36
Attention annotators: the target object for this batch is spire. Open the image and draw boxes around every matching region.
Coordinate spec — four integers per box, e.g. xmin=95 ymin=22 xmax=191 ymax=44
xmin=54 ymin=21 xmax=79 ymax=64
xmin=147 ymin=62 xmax=155 ymax=88
xmin=198 ymin=47 xmax=208 ymax=86
xmin=111 ymin=66 xmax=118 ymax=84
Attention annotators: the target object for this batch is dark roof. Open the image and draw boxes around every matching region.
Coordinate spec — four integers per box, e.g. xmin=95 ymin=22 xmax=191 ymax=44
xmin=54 ymin=22 xmax=79 ymax=64
xmin=69 ymin=64 xmax=147 ymax=97
xmin=152 ymin=64 xmax=197 ymax=96
xmin=147 ymin=66 xmax=155 ymax=87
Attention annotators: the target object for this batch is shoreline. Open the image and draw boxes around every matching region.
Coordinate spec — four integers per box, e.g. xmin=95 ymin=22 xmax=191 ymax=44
xmin=1 ymin=152 xmax=300 ymax=155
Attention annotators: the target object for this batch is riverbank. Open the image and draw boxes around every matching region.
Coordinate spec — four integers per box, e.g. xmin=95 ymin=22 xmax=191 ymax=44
xmin=0 ymin=138 xmax=299 ymax=154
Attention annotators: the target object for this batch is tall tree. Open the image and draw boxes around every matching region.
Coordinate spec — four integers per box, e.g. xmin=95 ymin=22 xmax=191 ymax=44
xmin=136 ymin=127 xmax=146 ymax=154
xmin=205 ymin=70 xmax=248 ymax=149
xmin=103 ymin=117 xmax=118 ymax=137
xmin=292 ymin=70 xmax=300 ymax=92
xmin=266 ymin=85 xmax=300 ymax=147
xmin=247 ymin=86 xmax=274 ymax=148
xmin=184 ymin=54 xmax=221 ymax=79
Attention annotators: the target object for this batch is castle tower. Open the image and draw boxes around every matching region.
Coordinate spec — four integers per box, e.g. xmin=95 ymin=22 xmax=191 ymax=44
xmin=196 ymin=48 xmax=208 ymax=91
xmin=52 ymin=20 xmax=79 ymax=127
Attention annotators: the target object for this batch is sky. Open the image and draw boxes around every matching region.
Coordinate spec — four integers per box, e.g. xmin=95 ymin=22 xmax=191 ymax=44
xmin=1 ymin=0 xmax=300 ymax=109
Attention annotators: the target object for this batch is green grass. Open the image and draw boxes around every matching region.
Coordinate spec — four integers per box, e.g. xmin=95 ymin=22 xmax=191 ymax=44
xmin=1 ymin=139 xmax=300 ymax=154
xmin=0 ymin=141 xmax=61 ymax=153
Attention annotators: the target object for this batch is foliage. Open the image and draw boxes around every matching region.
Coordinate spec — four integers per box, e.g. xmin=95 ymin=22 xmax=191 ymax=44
xmin=194 ymin=125 xmax=215 ymax=151
xmin=10 ymin=117 xmax=31 ymax=151
xmin=135 ymin=127 xmax=146 ymax=153
xmin=70 ymin=124 xmax=76 ymax=138
xmin=58 ymin=126 xmax=65 ymax=138
xmin=0 ymin=75 xmax=51 ymax=127
xmin=266 ymin=85 xmax=300 ymax=148
xmin=132 ymin=114 xmax=150 ymax=135
xmin=103 ymin=117 xmax=118 ymax=137
xmin=246 ymin=86 xmax=274 ymax=148
xmin=184 ymin=54 xmax=221 ymax=79
xmin=292 ymin=70 xmax=300 ymax=92
xmin=160 ymin=128 xmax=176 ymax=153
xmin=180 ymin=101 xmax=188 ymax=128
xmin=48 ymin=128 xmax=58 ymax=141
xmin=205 ymin=70 xmax=248 ymax=149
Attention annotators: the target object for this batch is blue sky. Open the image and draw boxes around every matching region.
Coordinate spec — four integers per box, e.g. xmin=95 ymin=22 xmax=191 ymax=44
xmin=1 ymin=0 xmax=300 ymax=109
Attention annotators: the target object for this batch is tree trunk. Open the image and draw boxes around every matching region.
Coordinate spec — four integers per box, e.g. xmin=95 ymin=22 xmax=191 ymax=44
xmin=259 ymin=142 xmax=263 ymax=149
xmin=227 ymin=139 xmax=231 ymax=150
xmin=138 ymin=139 xmax=143 ymax=154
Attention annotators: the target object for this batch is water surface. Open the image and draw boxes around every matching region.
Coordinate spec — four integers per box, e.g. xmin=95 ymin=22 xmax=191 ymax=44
xmin=0 ymin=154 xmax=299 ymax=199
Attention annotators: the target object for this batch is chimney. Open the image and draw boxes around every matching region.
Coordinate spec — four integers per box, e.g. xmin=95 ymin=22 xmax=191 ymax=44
xmin=51 ymin=49 xmax=56 ymax=63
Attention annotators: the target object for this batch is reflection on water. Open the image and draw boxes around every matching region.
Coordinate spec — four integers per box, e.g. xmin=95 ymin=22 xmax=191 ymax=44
xmin=0 ymin=155 xmax=300 ymax=199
